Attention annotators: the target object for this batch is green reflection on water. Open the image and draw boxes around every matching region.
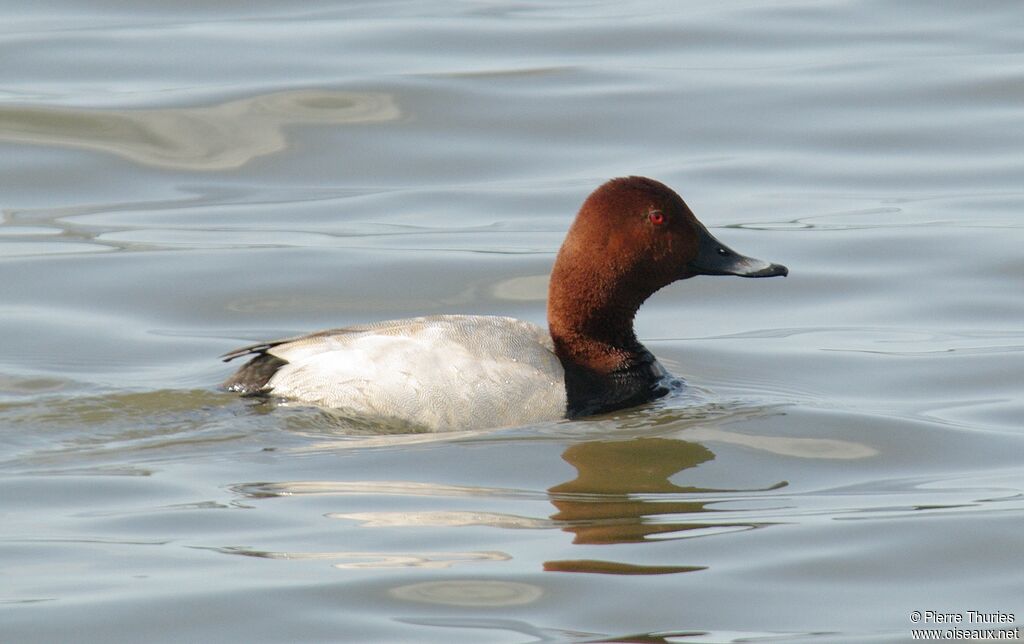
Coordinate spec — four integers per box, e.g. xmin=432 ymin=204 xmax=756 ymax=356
xmin=0 ymin=89 xmax=399 ymax=170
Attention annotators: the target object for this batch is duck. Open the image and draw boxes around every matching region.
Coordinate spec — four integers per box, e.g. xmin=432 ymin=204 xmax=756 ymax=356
xmin=221 ymin=176 xmax=787 ymax=431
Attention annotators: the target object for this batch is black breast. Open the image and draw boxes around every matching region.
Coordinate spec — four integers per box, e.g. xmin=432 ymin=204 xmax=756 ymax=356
xmin=562 ymin=349 xmax=672 ymax=419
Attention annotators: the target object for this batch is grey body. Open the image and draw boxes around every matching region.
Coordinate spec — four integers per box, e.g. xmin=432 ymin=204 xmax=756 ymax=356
xmin=223 ymin=315 xmax=568 ymax=431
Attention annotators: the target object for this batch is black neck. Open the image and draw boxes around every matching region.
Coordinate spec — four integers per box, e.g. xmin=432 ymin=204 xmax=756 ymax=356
xmin=560 ymin=345 xmax=670 ymax=419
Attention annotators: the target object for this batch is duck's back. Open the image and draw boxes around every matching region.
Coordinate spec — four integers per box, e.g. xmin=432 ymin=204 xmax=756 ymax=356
xmin=223 ymin=315 xmax=567 ymax=431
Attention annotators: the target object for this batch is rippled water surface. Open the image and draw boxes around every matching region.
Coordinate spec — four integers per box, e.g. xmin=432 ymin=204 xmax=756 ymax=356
xmin=3 ymin=1 xmax=1023 ymax=642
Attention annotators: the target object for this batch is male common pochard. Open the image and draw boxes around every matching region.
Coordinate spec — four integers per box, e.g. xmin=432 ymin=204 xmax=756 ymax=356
xmin=222 ymin=177 xmax=787 ymax=430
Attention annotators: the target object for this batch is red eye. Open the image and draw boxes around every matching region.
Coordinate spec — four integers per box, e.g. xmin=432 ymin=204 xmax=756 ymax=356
xmin=648 ymin=211 xmax=665 ymax=226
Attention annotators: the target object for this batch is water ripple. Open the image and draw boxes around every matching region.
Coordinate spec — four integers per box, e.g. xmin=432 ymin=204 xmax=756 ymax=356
xmin=0 ymin=89 xmax=399 ymax=170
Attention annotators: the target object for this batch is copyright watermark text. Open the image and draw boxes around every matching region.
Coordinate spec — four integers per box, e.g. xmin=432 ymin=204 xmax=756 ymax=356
xmin=910 ymin=610 xmax=1019 ymax=640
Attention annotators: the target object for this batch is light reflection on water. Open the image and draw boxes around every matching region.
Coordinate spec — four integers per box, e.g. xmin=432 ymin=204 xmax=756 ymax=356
xmin=0 ymin=89 xmax=399 ymax=170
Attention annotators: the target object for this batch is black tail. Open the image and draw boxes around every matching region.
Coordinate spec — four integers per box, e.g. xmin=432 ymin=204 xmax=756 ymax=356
xmin=221 ymin=353 xmax=288 ymax=395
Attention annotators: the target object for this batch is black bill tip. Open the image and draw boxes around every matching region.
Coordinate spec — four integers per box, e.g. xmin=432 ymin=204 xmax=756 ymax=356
xmin=744 ymin=262 xmax=788 ymax=278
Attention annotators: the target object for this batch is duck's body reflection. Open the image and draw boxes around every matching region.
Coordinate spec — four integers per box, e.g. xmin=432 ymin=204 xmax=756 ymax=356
xmin=235 ymin=434 xmax=788 ymax=576
xmin=549 ymin=438 xmax=717 ymax=544
xmin=544 ymin=437 xmax=777 ymax=575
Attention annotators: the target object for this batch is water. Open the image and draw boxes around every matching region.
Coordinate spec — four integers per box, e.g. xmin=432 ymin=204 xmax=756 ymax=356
xmin=2 ymin=1 xmax=1023 ymax=642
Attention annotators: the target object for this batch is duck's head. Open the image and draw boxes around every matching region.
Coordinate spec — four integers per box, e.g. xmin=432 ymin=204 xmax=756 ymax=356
xmin=549 ymin=177 xmax=787 ymax=338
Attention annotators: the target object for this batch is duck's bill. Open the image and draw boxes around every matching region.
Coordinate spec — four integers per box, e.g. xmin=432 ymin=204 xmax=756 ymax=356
xmin=685 ymin=223 xmax=788 ymax=278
